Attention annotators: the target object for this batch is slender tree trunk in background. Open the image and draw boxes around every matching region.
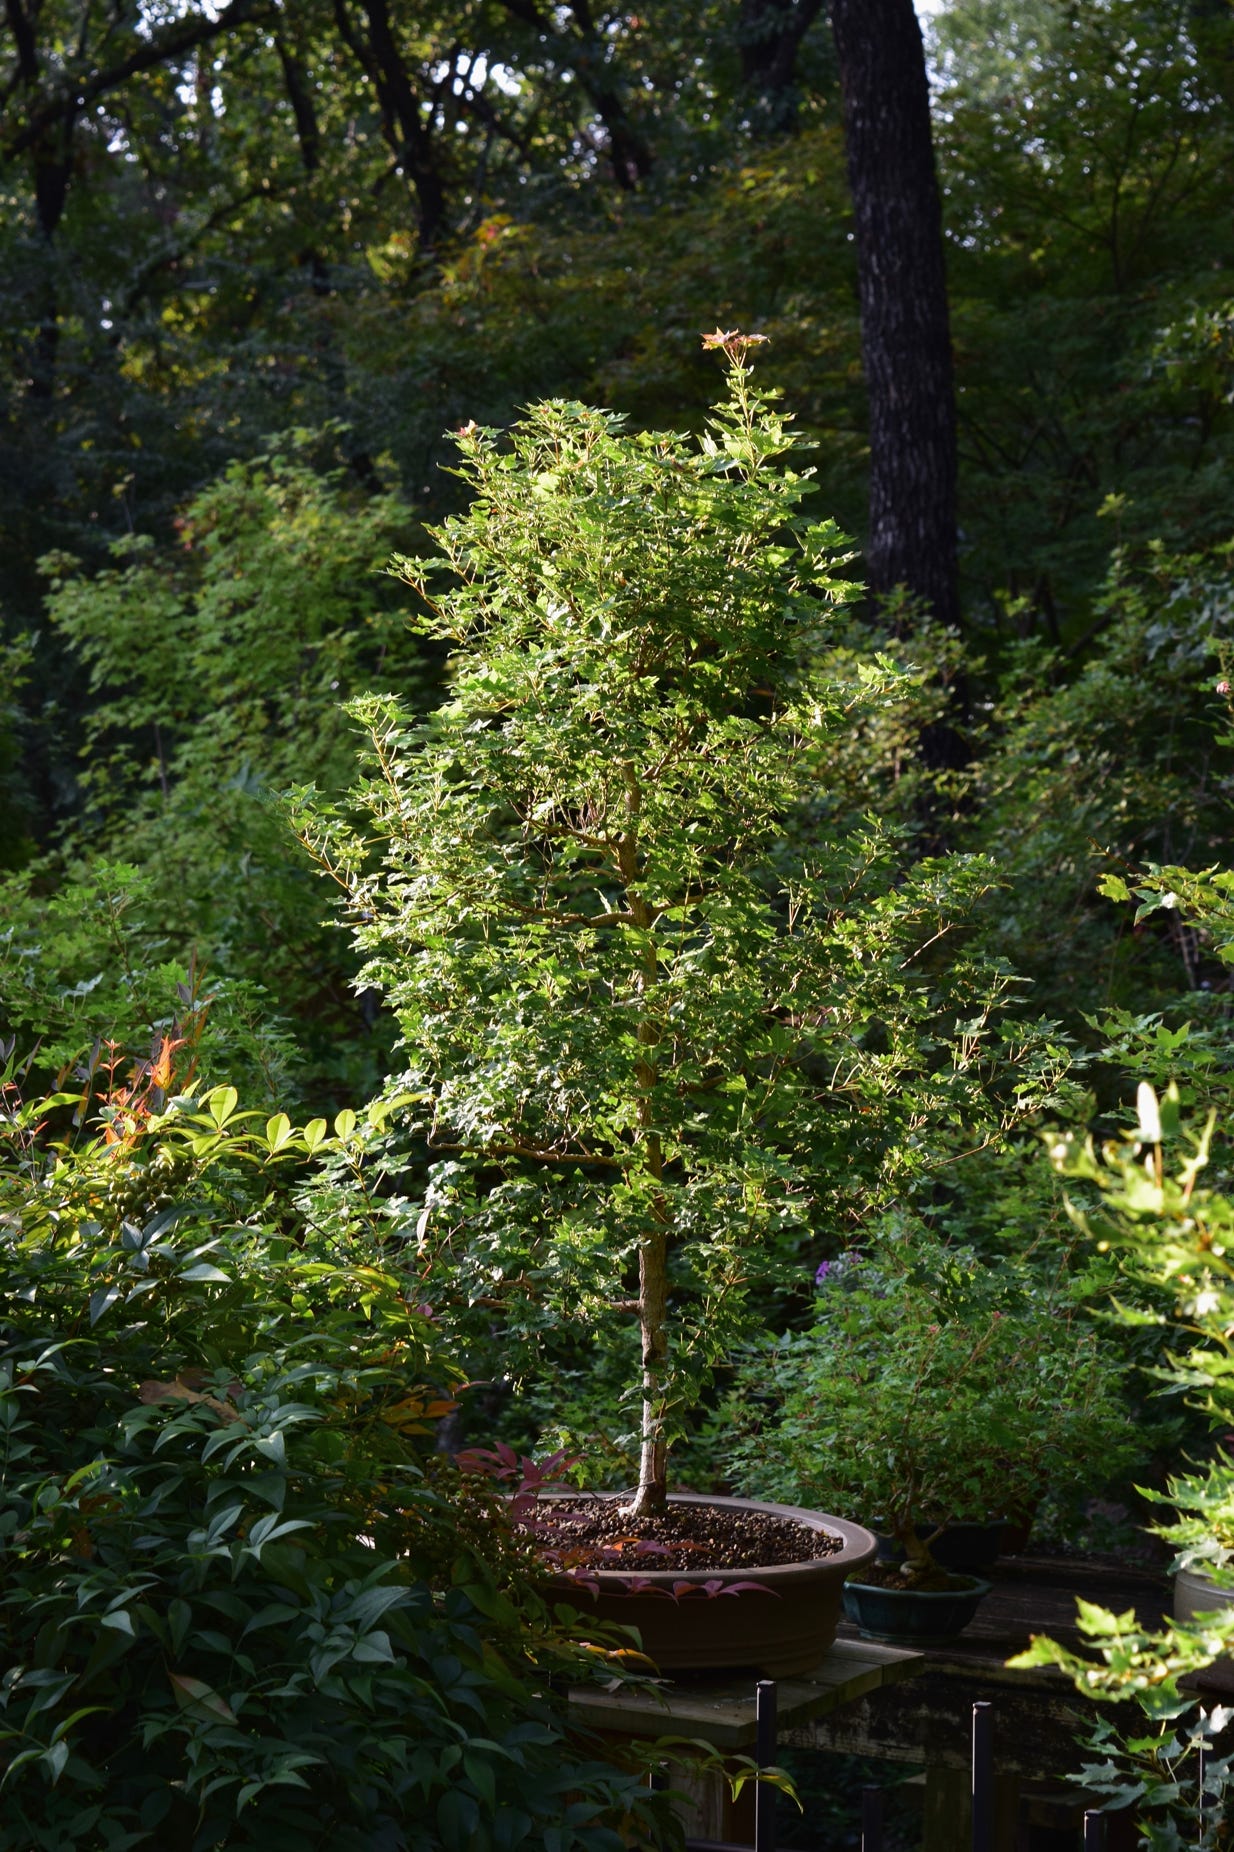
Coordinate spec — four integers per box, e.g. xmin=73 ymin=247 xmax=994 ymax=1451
xmin=3 ymin=0 xmax=259 ymax=397
xmin=7 ymin=0 xmax=67 ymax=397
xmin=334 ymin=0 xmax=447 ymax=251
xmin=276 ymin=28 xmax=377 ymax=487
xmin=828 ymin=0 xmax=960 ymax=641
xmin=566 ymin=0 xmax=652 ymax=187
xmin=29 ymin=125 xmax=72 ymax=399
xmin=737 ymin=0 xmax=825 ymax=134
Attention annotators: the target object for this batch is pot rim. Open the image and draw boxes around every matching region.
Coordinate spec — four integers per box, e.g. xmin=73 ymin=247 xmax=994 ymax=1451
xmin=539 ymin=1489 xmax=877 ymax=1587
xmin=844 ymin=1573 xmax=993 ymax=1600
xmin=1175 ymin=1563 xmax=1234 ymax=1590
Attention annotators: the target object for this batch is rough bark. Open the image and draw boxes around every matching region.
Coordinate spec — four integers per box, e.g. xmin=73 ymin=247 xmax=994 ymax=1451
xmin=828 ymin=0 xmax=960 ymax=641
xmin=276 ymin=31 xmax=323 ymax=181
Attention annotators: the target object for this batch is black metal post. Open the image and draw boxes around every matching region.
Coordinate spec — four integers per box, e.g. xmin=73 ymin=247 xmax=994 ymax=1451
xmin=754 ymin=1679 xmax=777 ymax=1852
xmin=1199 ymin=1738 xmax=1208 ymax=1839
xmin=1083 ymin=1812 xmax=1104 ymax=1850
xmin=972 ymin=1700 xmax=994 ymax=1852
xmin=861 ymin=1783 xmax=884 ymax=1852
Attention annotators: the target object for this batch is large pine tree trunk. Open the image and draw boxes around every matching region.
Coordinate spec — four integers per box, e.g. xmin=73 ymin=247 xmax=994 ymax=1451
xmin=828 ymin=0 xmax=960 ymax=639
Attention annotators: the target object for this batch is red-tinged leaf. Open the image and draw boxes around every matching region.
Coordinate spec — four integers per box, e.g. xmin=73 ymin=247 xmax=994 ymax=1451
xmin=679 ymin=1578 xmax=777 ymax=1599
xmin=560 ymin=1568 xmax=601 ymax=1596
xmin=606 ymin=1575 xmax=674 ymax=1598
xmin=149 ymin=1035 xmax=183 ymax=1091
xmin=455 ymin=1444 xmax=519 ymax=1481
xmin=169 ymin=1674 xmax=236 ymax=1723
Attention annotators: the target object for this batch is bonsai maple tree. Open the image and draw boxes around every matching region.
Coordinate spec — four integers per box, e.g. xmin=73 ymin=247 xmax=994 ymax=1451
xmin=295 ymin=336 xmax=968 ymax=1516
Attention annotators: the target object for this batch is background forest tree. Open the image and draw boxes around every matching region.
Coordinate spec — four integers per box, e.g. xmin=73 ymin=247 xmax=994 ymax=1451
xmin=1 ymin=0 xmax=1232 ymax=1098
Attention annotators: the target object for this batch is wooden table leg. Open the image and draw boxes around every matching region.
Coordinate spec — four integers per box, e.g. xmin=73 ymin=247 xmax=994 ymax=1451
xmin=923 ymin=1764 xmax=1020 ymax=1849
xmin=924 ymin=1764 xmax=969 ymax=1850
xmin=665 ymin=1763 xmax=728 ymax=1838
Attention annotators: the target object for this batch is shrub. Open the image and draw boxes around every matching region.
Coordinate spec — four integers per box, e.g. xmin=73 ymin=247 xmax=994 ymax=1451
xmin=0 ymin=1054 xmax=676 ymax=1851
xmin=718 ymin=1241 xmax=1139 ymax=1578
xmin=9 ymin=429 xmax=442 ymax=1103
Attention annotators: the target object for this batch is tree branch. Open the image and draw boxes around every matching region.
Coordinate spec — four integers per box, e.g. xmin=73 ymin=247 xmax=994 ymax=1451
xmin=425 ymin=1134 xmax=625 ymax=1168
xmin=2 ymin=0 xmax=268 ymax=165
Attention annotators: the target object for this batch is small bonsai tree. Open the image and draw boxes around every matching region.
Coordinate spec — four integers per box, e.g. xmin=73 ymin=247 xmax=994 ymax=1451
xmin=294 ymin=338 xmax=1006 ymax=1517
xmin=720 ymin=1245 xmax=1138 ymax=1582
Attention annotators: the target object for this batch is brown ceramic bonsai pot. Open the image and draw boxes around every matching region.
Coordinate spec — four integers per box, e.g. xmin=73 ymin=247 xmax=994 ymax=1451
xmin=545 ymin=1491 xmax=877 ymax=1676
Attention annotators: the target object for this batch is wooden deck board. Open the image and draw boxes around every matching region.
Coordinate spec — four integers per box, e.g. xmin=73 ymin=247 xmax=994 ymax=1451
xmin=567 ymin=1635 xmax=924 ymax=1750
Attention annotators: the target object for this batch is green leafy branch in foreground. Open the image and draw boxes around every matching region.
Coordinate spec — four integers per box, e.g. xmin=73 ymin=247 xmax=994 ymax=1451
xmin=1010 ymin=1605 xmax=1234 ymax=1852
xmin=1009 ymin=1077 xmax=1234 ymax=1844
xmin=0 ymin=1049 xmax=682 ymax=1852
xmin=1011 ymin=1599 xmax=1234 ymax=1725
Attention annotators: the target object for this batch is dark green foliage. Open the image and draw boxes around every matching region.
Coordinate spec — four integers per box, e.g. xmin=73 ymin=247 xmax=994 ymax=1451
xmin=965 ymin=535 xmax=1234 ymax=1032
xmin=717 ymin=1240 xmax=1140 ymax=1572
xmin=0 ymin=1061 xmax=677 ymax=1850
xmin=1 ymin=432 xmax=441 ymax=1104
xmin=935 ymin=0 xmax=1234 ymax=630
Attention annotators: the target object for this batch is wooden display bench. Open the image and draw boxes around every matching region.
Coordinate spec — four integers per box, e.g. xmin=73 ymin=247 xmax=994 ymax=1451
xmin=783 ymin=1554 xmax=1173 ymax=1851
xmin=568 ymin=1635 xmax=924 ymax=1841
xmin=570 ymin=1554 xmax=1191 ymax=1849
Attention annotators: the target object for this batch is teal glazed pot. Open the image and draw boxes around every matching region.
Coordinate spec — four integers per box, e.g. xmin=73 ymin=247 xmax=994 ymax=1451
xmin=841 ymin=1574 xmax=992 ymax=1646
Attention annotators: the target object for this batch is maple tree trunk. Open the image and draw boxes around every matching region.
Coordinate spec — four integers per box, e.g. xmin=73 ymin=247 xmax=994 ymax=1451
xmin=620 ymin=765 xmax=669 ymax=1516
xmin=631 ymin=1214 xmax=669 ymax=1515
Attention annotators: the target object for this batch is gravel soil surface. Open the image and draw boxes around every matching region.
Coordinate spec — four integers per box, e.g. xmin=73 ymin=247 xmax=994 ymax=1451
xmin=534 ymin=1500 xmax=843 ymax=1572
xmin=854 ymin=1561 xmax=978 ymax=1592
